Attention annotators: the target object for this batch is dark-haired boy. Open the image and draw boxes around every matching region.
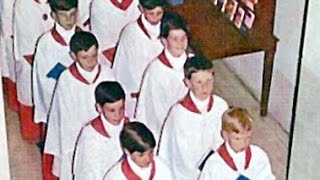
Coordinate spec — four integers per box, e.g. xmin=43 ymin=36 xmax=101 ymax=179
xmin=73 ymin=81 xmax=129 ymax=180
xmin=112 ymin=0 xmax=166 ymax=117
xmin=135 ymin=12 xmax=190 ymax=140
xmin=44 ymin=31 xmax=115 ymax=179
xmin=103 ymin=121 xmax=173 ymax=179
xmin=158 ymin=55 xmax=228 ymax=179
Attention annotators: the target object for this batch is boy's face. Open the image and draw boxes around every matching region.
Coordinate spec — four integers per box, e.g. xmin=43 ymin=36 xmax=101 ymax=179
xmin=130 ymin=149 xmax=154 ymax=168
xmin=97 ymin=99 xmax=125 ymax=126
xmin=223 ymin=125 xmax=252 ymax=153
xmin=52 ymin=8 xmax=77 ymax=30
xmin=162 ymin=29 xmax=188 ymax=57
xmin=71 ymin=45 xmax=98 ymax=72
xmin=185 ymin=70 xmax=214 ymax=101
xmin=141 ymin=6 xmax=164 ymax=25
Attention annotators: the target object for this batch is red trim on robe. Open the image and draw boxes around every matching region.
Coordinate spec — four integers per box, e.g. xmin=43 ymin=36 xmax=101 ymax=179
xmin=42 ymin=153 xmax=59 ymax=180
xmin=51 ymin=25 xmax=82 ymax=46
xmin=180 ymin=92 xmax=214 ymax=114
xmin=158 ymin=51 xmax=173 ymax=69
xmin=102 ymin=47 xmax=117 ymax=64
xmin=91 ymin=116 xmax=130 ymax=137
xmin=18 ymin=103 xmax=41 ymax=142
xmin=69 ymin=63 xmax=101 ymax=85
xmin=137 ymin=16 xmax=151 ymax=39
xmin=23 ymin=54 xmax=34 ymax=65
xmin=110 ymin=0 xmax=133 ymax=10
xmin=218 ymin=143 xmax=252 ymax=171
xmin=2 ymin=77 xmax=19 ymax=111
xmin=121 ymin=158 xmax=156 ymax=180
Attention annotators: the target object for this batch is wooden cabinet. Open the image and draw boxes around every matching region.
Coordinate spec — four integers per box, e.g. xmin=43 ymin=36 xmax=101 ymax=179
xmin=168 ymin=0 xmax=278 ymax=116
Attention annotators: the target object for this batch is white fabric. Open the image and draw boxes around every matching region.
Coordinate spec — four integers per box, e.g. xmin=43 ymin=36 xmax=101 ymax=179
xmin=165 ymin=49 xmax=186 ymax=72
xmin=44 ymin=64 xmax=114 ymax=179
xmin=75 ymin=63 xmax=99 ymax=83
xmin=103 ymin=157 xmax=173 ymax=180
xmin=190 ymin=91 xmax=210 ymax=114
xmin=73 ymin=116 xmax=124 ymax=180
xmin=127 ymin=155 xmax=152 ymax=179
xmin=77 ymin=0 xmax=93 ymax=31
xmin=32 ymin=25 xmax=75 ymax=123
xmin=158 ymin=95 xmax=228 ymax=180
xmin=135 ymin=53 xmax=188 ymax=140
xmin=0 ymin=0 xmax=15 ymax=79
xmin=199 ymin=145 xmax=275 ymax=180
xmin=140 ymin=14 xmax=161 ymax=40
xmin=225 ymin=141 xmax=246 ymax=171
xmin=90 ymin=0 xmax=140 ymax=65
xmin=112 ymin=17 xmax=164 ymax=117
xmin=13 ymin=0 xmax=54 ymax=106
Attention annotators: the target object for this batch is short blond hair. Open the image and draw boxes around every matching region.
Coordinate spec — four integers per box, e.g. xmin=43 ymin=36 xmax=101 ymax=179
xmin=222 ymin=107 xmax=253 ymax=133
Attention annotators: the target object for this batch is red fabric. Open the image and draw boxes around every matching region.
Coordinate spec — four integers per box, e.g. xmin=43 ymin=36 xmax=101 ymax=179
xmin=69 ymin=63 xmax=101 ymax=84
xmin=137 ymin=16 xmax=151 ymax=39
xmin=110 ymin=0 xmax=133 ymax=10
xmin=51 ymin=27 xmax=68 ymax=46
xmin=180 ymin=93 xmax=214 ymax=114
xmin=102 ymin=47 xmax=117 ymax=64
xmin=18 ymin=103 xmax=41 ymax=142
xmin=43 ymin=153 xmax=59 ymax=180
xmin=158 ymin=51 xmax=173 ymax=69
xmin=217 ymin=143 xmax=252 ymax=171
xmin=91 ymin=116 xmax=111 ymax=138
xmin=2 ymin=77 xmax=19 ymax=111
xmin=121 ymin=158 xmax=156 ymax=180
xmin=23 ymin=54 xmax=34 ymax=65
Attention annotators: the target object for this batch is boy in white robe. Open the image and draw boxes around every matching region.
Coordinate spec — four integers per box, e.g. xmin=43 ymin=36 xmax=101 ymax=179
xmin=112 ymin=0 xmax=166 ymax=117
xmin=158 ymin=55 xmax=229 ymax=180
xmin=135 ymin=12 xmax=190 ymax=140
xmin=103 ymin=121 xmax=173 ymax=180
xmin=13 ymin=0 xmax=54 ymax=142
xmin=44 ymin=31 xmax=115 ymax=180
xmin=90 ymin=0 xmax=140 ymax=66
xmin=73 ymin=81 xmax=129 ymax=180
xmin=1 ymin=0 xmax=17 ymax=111
xmin=199 ymin=107 xmax=275 ymax=180
xmin=33 ymin=0 xmax=79 ymax=137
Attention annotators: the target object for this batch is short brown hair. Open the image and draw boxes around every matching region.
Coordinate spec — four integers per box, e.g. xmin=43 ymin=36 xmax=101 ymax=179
xmin=222 ymin=107 xmax=252 ymax=133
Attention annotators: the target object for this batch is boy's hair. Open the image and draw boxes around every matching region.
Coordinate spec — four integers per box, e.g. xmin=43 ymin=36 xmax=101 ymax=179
xmin=183 ymin=55 xmax=214 ymax=79
xmin=160 ymin=12 xmax=190 ymax=38
xmin=95 ymin=81 xmax=125 ymax=106
xmin=70 ymin=31 xmax=99 ymax=54
xmin=139 ymin=0 xmax=167 ymax=10
xmin=120 ymin=122 xmax=156 ymax=154
xmin=49 ymin=0 xmax=78 ymax=12
xmin=222 ymin=107 xmax=253 ymax=133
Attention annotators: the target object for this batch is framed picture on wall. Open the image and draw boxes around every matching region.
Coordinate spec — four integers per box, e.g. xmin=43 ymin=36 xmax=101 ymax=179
xmin=223 ymin=0 xmax=238 ymax=20
xmin=243 ymin=9 xmax=255 ymax=29
xmin=233 ymin=6 xmax=245 ymax=28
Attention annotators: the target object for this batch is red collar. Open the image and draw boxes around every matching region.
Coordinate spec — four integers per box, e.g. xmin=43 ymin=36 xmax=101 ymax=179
xmin=69 ymin=63 xmax=101 ymax=84
xmin=180 ymin=92 xmax=214 ymax=114
xmin=218 ymin=143 xmax=252 ymax=171
xmin=91 ymin=116 xmax=130 ymax=138
xmin=110 ymin=0 xmax=133 ymax=10
xmin=51 ymin=25 xmax=81 ymax=46
xmin=121 ymin=157 xmax=156 ymax=180
xmin=137 ymin=16 xmax=151 ymax=39
xmin=158 ymin=51 xmax=173 ymax=69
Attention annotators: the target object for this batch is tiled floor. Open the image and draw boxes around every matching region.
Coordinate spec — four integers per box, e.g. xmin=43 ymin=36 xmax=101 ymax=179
xmin=4 ymin=61 xmax=288 ymax=180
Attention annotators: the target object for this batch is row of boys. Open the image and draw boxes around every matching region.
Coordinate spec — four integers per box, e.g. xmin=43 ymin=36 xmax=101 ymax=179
xmin=0 ymin=0 xmax=275 ymax=179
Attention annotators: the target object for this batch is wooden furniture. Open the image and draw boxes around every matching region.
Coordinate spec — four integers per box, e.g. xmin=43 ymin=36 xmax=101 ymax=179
xmin=168 ymin=0 xmax=278 ymax=116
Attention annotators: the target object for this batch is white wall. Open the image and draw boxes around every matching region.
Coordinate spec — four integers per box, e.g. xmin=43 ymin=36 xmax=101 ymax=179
xmin=288 ymin=1 xmax=320 ymax=179
xmin=223 ymin=0 xmax=305 ymax=131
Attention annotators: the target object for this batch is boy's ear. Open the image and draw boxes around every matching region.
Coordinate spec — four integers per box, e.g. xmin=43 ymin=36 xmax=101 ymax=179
xmin=138 ymin=4 xmax=145 ymax=14
xmin=95 ymin=103 xmax=102 ymax=114
xmin=183 ymin=78 xmax=191 ymax=88
xmin=221 ymin=130 xmax=228 ymax=141
xmin=160 ymin=37 xmax=167 ymax=47
xmin=69 ymin=51 xmax=77 ymax=61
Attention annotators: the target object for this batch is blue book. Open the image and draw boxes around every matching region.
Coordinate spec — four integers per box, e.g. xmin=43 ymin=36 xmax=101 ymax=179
xmin=236 ymin=174 xmax=250 ymax=180
xmin=46 ymin=62 xmax=66 ymax=80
